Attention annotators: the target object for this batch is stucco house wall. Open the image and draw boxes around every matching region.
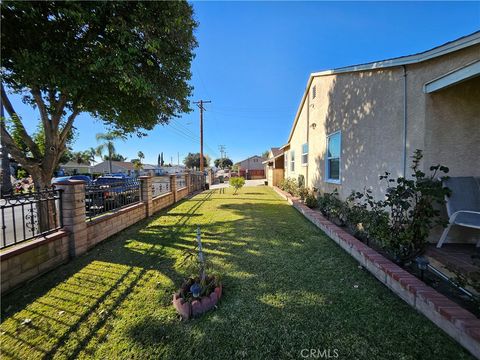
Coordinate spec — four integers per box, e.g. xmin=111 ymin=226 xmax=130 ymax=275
xmin=285 ymin=43 xmax=479 ymax=200
xmin=283 ymin=37 xmax=479 ymax=244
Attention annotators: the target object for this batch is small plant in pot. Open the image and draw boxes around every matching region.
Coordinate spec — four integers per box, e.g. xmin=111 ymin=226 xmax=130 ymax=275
xmin=173 ymin=227 xmax=222 ymax=319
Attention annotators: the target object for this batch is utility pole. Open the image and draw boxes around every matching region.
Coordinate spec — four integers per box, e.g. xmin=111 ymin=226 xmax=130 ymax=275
xmin=218 ymin=145 xmax=226 ymax=160
xmin=193 ymin=100 xmax=211 ymax=172
xmin=177 ymin=152 xmax=179 ymax=166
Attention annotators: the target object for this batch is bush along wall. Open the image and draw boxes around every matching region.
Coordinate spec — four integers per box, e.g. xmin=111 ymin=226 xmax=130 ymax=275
xmin=317 ymin=150 xmax=450 ymax=265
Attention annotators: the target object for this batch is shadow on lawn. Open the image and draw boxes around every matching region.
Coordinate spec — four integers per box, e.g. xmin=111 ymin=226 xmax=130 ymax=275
xmin=0 ymin=191 xmax=217 ymax=359
xmin=1 ymin=190 xmax=470 ymax=359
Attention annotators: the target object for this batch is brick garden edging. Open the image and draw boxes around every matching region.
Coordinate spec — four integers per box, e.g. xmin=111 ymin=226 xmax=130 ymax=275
xmin=273 ymin=186 xmax=480 ymax=358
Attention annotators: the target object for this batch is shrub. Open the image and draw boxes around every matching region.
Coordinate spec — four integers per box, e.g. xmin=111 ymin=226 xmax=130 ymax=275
xmin=317 ymin=189 xmax=347 ymax=224
xmin=279 ymin=177 xmax=298 ymax=196
xmin=298 ymin=186 xmax=309 ymax=201
xmin=305 ymin=190 xmax=318 ymax=208
xmin=378 ymin=150 xmax=450 ymax=263
xmin=229 ymin=176 xmax=245 ymax=195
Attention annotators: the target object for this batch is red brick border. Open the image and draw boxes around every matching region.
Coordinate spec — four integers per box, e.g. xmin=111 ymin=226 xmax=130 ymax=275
xmin=273 ymin=186 xmax=480 ymax=358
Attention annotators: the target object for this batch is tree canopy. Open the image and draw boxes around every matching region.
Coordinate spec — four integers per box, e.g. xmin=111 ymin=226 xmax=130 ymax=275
xmin=1 ymin=1 xmax=197 ymax=186
xmin=184 ymin=153 xmax=208 ymax=169
xmin=214 ymin=158 xmax=233 ymax=169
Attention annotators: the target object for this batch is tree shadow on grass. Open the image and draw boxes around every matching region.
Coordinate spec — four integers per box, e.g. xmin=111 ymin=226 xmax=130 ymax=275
xmin=0 ymin=191 xmax=218 ymax=359
xmin=0 ymin=190 xmax=473 ymax=360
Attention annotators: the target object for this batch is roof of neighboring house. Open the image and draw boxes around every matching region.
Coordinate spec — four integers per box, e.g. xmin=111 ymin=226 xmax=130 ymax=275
xmin=61 ymin=161 xmax=91 ymax=168
xmin=92 ymin=161 xmax=135 ymax=170
xmin=285 ymin=31 xmax=480 ymax=145
xmin=271 ymin=147 xmax=282 ymax=158
xmin=142 ymin=164 xmax=157 ymax=170
xmin=262 ymin=147 xmax=283 ymax=164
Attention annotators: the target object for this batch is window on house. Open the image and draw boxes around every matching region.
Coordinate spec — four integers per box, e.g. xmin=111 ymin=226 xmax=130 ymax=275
xmin=326 ymin=132 xmax=341 ymax=183
xmin=290 ymin=150 xmax=295 ymax=172
xmin=302 ymin=143 xmax=308 ymax=165
xmin=312 ymin=85 xmax=316 ymax=99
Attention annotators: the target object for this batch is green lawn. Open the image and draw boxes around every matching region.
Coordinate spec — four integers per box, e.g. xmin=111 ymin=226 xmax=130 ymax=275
xmin=0 ymin=187 xmax=472 ymax=359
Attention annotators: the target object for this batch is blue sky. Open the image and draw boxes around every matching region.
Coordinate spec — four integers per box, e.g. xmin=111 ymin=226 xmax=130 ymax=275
xmin=8 ymin=1 xmax=480 ymax=165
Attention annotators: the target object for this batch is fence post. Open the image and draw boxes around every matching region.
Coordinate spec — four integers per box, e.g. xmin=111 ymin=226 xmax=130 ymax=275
xmin=55 ymin=179 xmax=88 ymax=258
xmin=170 ymin=174 xmax=177 ymax=203
xmin=184 ymin=173 xmax=189 ymax=192
xmin=139 ymin=176 xmax=153 ymax=217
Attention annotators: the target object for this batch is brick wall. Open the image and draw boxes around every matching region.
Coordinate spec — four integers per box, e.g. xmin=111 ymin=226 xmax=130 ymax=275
xmin=1 ymin=173 xmax=205 ymax=295
xmin=87 ymin=203 xmax=147 ymax=247
xmin=152 ymin=192 xmax=174 ymax=213
xmin=1 ymin=230 xmax=70 ymax=293
xmin=177 ymin=186 xmax=189 ymax=201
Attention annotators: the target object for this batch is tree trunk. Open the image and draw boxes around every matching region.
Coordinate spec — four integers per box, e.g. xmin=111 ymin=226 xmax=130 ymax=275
xmin=33 ymin=171 xmax=57 ymax=233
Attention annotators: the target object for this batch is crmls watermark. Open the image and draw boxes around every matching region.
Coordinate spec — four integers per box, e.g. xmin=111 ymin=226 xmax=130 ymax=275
xmin=300 ymin=348 xmax=339 ymax=359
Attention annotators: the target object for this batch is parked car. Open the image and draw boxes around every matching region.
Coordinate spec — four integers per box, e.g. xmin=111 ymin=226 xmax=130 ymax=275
xmin=93 ymin=176 xmax=140 ymax=211
xmin=51 ymin=175 xmax=93 ymax=185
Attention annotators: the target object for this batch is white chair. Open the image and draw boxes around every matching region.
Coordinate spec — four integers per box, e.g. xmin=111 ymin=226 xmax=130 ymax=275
xmin=437 ymin=177 xmax=480 ymax=248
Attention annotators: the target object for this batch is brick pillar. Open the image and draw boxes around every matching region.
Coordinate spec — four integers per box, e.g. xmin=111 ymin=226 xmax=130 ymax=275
xmin=139 ymin=176 xmax=153 ymax=217
xmin=186 ymin=173 xmax=191 ymax=194
xmin=56 ymin=179 xmax=87 ymax=258
xmin=170 ymin=174 xmax=177 ymax=202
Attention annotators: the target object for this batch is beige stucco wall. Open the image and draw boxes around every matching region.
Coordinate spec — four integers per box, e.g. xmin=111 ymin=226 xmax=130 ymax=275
xmin=284 ymin=44 xmax=480 ymax=243
xmin=285 ymin=68 xmax=405 ymax=200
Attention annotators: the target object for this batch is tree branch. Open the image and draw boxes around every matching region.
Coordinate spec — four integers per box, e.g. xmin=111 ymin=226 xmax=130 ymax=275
xmin=59 ymin=107 xmax=80 ymax=146
xmin=50 ymin=91 xmax=68 ymax=130
xmin=0 ymin=124 xmax=40 ymax=172
xmin=31 ymin=87 xmax=51 ymax=133
xmin=1 ymin=84 xmax=43 ymax=159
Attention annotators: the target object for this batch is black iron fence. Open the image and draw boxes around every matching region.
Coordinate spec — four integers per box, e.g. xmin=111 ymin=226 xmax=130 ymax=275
xmin=1 ymin=188 xmax=63 ymax=249
xmin=85 ymin=180 xmax=140 ymax=220
xmin=152 ymin=176 xmax=171 ymax=197
xmin=176 ymin=175 xmax=186 ymax=189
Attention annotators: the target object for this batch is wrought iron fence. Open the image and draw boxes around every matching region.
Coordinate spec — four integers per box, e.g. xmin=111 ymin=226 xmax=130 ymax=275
xmin=1 ymin=188 xmax=63 ymax=249
xmin=176 ymin=175 xmax=186 ymax=189
xmin=152 ymin=176 xmax=171 ymax=197
xmin=85 ymin=180 xmax=140 ymax=220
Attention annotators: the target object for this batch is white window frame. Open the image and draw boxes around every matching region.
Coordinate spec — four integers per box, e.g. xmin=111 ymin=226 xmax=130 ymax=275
xmin=290 ymin=150 xmax=295 ymax=172
xmin=301 ymin=143 xmax=308 ymax=166
xmin=325 ymin=131 xmax=341 ymax=184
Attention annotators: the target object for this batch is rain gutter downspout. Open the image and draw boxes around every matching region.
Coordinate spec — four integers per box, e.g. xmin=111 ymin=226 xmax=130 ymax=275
xmin=402 ymin=65 xmax=408 ymax=177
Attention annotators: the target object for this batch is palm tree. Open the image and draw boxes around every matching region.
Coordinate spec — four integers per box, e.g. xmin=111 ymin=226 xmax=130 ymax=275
xmin=96 ymin=132 xmax=124 ymax=173
xmin=138 ymin=151 xmax=145 ymax=164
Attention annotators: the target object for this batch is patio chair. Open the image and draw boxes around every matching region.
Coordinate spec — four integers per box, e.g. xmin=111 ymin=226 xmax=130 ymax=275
xmin=436 ymin=177 xmax=480 ymax=248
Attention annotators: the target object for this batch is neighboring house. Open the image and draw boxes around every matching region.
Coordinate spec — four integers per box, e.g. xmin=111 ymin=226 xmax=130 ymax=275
xmin=282 ymin=31 xmax=479 ymax=244
xmin=263 ymin=147 xmax=284 ymax=187
xmin=161 ymin=165 xmax=187 ymax=174
xmin=235 ymin=155 xmax=266 ymax=179
xmin=140 ymin=164 xmax=158 ymax=176
xmin=59 ymin=161 xmax=92 ymax=175
xmin=91 ymin=161 xmax=136 ymax=175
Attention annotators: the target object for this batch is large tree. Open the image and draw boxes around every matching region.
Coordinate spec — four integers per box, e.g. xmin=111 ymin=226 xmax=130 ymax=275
xmin=1 ymin=1 xmax=197 ymax=189
xmin=183 ymin=152 xmax=208 ymax=170
xmin=214 ymin=157 xmax=233 ymax=169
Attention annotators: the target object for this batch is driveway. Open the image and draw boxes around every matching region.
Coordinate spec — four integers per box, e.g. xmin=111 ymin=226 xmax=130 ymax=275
xmin=210 ymin=178 xmax=266 ymax=190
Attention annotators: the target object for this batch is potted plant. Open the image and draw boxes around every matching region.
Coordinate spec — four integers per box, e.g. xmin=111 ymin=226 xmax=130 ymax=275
xmin=173 ymin=227 xmax=222 ymax=319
